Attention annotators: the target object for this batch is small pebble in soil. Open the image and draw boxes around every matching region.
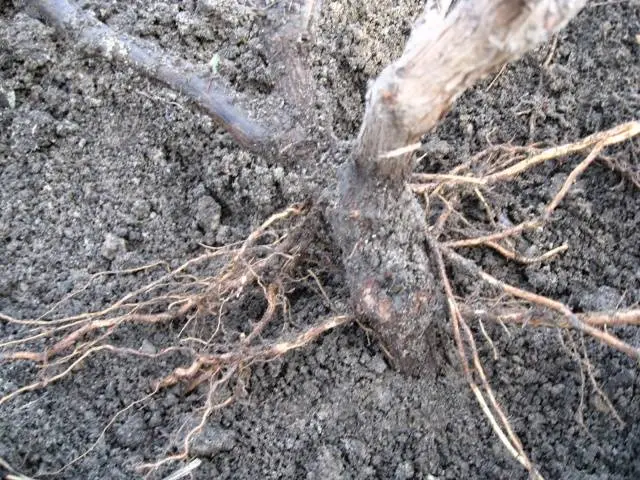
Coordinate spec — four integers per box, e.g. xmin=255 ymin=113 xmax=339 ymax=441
xmin=114 ymin=413 xmax=147 ymax=448
xmin=140 ymin=339 xmax=156 ymax=355
xmin=190 ymin=426 xmax=237 ymax=458
xmin=100 ymin=233 xmax=126 ymax=260
xmin=0 ymin=87 xmax=16 ymax=109
xmin=195 ymin=195 xmax=221 ymax=233
xmin=307 ymin=446 xmax=345 ymax=479
xmin=394 ymin=461 xmax=415 ymax=480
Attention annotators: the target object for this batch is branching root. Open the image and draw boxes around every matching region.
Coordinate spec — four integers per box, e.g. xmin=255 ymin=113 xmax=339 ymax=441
xmin=418 ymin=121 xmax=640 ymax=479
xmin=0 ymin=204 xmax=352 ymax=474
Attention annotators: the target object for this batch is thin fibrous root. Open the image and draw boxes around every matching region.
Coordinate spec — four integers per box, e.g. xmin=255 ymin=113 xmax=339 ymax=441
xmin=441 ymin=247 xmax=640 ymax=361
xmin=443 ymin=139 xmax=609 ymax=249
xmin=0 ymin=205 xmax=310 ymax=397
xmin=485 ymin=121 xmax=639 ymax=183
xmin=1 ymin=201 xmax=351 ymax=477
xmin=156 ymin=314 xmax=353 ymax=390
xmin=0 ymin=344 xmax=190 ymax=406
xmin=0 ymin=456 xmax=37 ymax=480
xmin=414 ymin=120 xmax=639 ymax=258
xmin=482 ymin=241 xmax=568 ymax=264
xmin=2 ymin=312 xmax=351 ymax=476
xmin=145 ymin=315 xmax=353 ymax=471
xmin=411 ymin=120 xmax=639 ymax=190
xmin=138 ymin=366 xmax=238 ymax=473
xmin=428 ymin=235 xmax=542 ymax=479
xmin=419 ymin=123 xmax=639 ymax=477
xmin=598 ymin=154 xmax=640 ymax=189
xmin=579 ymin=335 xmax=626 ymax=428
xmin=2 ymin=301 xmax=196 ymax=364
xmin=138 ymin=314 xmax=352 ymax=474
xmin=466 ymin=306 xmax=640 ymax=329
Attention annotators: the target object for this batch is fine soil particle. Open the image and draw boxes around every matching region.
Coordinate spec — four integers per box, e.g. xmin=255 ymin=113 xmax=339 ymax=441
xmin=1 ymin=1 xmax=639 ymax=479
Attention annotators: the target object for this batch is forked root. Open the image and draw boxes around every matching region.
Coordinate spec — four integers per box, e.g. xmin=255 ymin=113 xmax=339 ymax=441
xmin=0 ymin=204 xmax=352 ymax=474
xmin=427 ymin=239 xmax=639 ymax=480
xmin=428 ymin=236 xmax=542 ymax=478
xmin=420 ymin=120 xmax=640 ymax=250
xmin=138 ymin=313 xmax=351 ymax=474
xmin=417 ymin=122 xmax=640 ymax=479
xmin=428 ymin=121 xmax=640 ymax=360
xmin=442 ymin=247 xmax=640 ymax=360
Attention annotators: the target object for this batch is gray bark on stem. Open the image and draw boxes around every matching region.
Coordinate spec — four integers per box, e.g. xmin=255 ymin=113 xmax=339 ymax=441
xmin=354 ymin=0 xmax=586 ymax=185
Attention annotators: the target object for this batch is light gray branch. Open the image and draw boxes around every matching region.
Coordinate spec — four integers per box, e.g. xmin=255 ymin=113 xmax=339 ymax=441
xmin=355 ymin=0 xmax=586 ymax=184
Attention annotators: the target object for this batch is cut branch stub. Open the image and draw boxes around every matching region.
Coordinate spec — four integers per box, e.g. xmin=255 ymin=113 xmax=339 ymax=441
xmin=354 ymin=0 xmax=586 ymax=185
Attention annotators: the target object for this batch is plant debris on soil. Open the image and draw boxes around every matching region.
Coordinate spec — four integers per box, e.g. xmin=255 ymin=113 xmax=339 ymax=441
xmin=1 ymin=1 xmax=639 ymax=479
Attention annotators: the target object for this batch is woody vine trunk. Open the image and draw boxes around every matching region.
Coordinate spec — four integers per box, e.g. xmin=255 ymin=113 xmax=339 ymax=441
xmin=330 ymin=0 xmax=586 ymax=375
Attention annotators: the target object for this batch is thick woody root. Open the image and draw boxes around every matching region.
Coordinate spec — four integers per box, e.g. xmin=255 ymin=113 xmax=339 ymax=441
xmin=0 ymin=204 xmax=352 ymax=474
xmin=418 ymin=123 xmax=640 ymax=479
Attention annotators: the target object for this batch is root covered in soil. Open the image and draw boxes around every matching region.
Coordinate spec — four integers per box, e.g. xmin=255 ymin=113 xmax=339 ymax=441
xmin=2 ymin=123 xmax=638 ymax=477
xmin=3 ymin=0 xmax=639 ymax=478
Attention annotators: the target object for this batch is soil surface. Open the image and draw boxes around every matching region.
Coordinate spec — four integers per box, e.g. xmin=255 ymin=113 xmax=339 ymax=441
xmin=1 ymin=1 xmax=639 ymax=479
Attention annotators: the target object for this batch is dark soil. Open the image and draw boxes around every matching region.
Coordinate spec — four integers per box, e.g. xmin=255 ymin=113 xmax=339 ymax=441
xmin=1 ymin=1 xmax=639 ymax=479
